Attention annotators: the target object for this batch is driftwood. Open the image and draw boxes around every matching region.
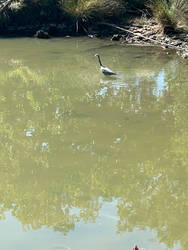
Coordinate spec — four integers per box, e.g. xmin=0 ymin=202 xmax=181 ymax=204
xmin=101 ymin=22 xmax=188 ymax=53
xmin=0 ymin=0 xmax=13 ymax=11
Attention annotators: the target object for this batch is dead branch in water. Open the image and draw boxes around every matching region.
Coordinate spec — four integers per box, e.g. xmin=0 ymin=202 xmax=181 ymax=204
xmin=0 ymin=0 xmax=13 ymax=11
xmin=100 ymin=22 xmax=188 ymax=53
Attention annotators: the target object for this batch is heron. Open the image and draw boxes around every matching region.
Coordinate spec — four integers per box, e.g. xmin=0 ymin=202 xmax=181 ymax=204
xmin=95 ymin=54 xmax=117 ymax=75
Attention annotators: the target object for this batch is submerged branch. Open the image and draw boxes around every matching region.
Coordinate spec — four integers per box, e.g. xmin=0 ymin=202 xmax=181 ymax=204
xmin=0 ymin=0 xmax=13 ymax=11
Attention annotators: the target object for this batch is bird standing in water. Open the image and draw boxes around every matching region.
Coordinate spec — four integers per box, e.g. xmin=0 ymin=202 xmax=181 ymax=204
xmin=95 ymin=54 xmax=117 ymax=75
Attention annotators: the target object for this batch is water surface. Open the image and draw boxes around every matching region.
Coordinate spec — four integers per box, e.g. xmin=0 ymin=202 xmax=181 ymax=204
xmin=0 ymin=37 xmax=187 ymax=250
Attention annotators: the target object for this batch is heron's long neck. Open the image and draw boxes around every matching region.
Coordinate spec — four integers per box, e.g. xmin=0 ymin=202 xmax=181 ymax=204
xmin=97 ymin=55 xmax=103 ymax=67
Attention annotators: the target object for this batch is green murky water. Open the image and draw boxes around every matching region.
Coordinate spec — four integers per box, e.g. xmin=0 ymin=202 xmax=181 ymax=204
xmin=0 ymin=37 xmax=187 ymax=250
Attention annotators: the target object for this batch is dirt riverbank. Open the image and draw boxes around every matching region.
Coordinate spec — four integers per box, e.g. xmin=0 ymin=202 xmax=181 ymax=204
xmin=94 ymin=18 xmax=188 ymax=59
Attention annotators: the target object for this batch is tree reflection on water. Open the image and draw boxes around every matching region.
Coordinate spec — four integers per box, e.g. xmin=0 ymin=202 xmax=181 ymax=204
xmin=0 ymin=55 xmax=187 ymax=249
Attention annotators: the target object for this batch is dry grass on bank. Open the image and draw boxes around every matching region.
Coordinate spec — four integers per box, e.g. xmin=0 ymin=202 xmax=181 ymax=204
xmin=64 ymin=0 xmax=125 ymax=23
xmin=149 ymin=0 xmax=188 ymax=32
xmin=0 ymin=0 xmax=188 ymax=35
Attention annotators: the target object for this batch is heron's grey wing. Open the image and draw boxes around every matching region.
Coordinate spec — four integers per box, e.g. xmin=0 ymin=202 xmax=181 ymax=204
xmin=101 ymin=66 xmax=117 ymax=75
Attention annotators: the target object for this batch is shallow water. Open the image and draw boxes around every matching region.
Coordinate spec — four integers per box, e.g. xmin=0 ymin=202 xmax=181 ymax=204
xmin=0 ymin=37 xmax=187 ymax=250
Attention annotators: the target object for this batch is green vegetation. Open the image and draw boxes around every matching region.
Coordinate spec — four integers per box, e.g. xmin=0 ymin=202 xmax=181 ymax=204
xmin=0 ymin=0 xmax=187 ymax=35
xmin=64 ymin=0 xmax=125 ymax=25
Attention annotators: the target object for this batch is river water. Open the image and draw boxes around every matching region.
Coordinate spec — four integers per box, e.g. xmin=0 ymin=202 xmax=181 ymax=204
xmin=0 ymin=37 xmax=187 ymax=250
